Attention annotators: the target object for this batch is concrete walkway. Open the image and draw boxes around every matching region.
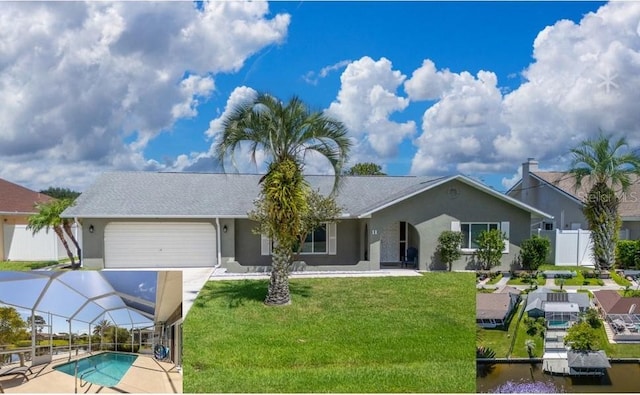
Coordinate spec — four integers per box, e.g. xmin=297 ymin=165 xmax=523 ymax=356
xmin=182 ymin=268 xmax=215 ymax=318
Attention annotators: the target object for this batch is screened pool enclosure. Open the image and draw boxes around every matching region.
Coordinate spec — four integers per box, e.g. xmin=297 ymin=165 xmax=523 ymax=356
xmin=0 ymin=271 xmax=182 ymax=369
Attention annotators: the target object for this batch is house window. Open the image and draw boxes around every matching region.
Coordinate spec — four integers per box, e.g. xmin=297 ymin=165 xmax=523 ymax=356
xmin=301 ymin=224 xmax=327 ymax=254
xmin=461 ymin=223 xmax=499 ymax=249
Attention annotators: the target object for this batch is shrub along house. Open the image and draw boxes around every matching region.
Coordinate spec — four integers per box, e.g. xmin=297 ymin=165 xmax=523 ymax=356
xmin=62 ymin=171 xmax=552 ymax=272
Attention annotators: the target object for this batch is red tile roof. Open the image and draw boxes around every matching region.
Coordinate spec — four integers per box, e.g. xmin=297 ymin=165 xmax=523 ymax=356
xmin=0 ymin=178 xmax=53 ymax=214
xmin=533 ymin=172 xmax=640 ymax=218
xmin=593 ymin=290 xmax=640 ymax=315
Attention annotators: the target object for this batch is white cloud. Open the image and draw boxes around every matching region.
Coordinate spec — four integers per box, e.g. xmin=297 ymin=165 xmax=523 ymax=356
xmin=406 ymin=61 xmax=508 ymax=175
xmin=0 ymin=1 xmax=289 ymax=190
xmin=326 ymin=56 xmax=416 ymax=159
xmin=408 ymin=2 xmax=640 ymax=181
xmin=303 ymin=59 xmax=352 ymax=85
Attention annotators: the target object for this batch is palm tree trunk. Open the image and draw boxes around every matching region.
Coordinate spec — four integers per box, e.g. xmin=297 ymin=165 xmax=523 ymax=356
xmin=62 ymin=221 xmax=81 ymax=268
xmin=585 ymin=182 xmax=619 ymax=271
xmin=53 ymin=225 xmax=76 ymax=267
xmin=265 ymin=245 xmax=292 ymax=306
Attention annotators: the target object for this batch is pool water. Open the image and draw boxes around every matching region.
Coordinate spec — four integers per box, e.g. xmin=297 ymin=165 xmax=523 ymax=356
xmin=54 ymin=352 xmax=138 ymax=387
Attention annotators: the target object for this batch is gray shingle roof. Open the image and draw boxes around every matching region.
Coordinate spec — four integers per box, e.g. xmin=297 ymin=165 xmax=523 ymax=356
xmin=567 ymin=350 xmax=611 ymax=369
xmin=62 ymin=171 xmax=553 ymax=219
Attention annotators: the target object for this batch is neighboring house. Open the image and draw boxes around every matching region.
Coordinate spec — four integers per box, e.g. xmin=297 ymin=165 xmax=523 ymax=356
xmin=525 ymin=288 xmax=590 ymax=326
xmin=592 ymin=290 xmax=640 ymax=341
xmin=62 ymin=171 xmax=552 ymax=271
xmin=0 ymin=178 xmax=68 ymax=261
xmin=507 ymin=158 xmax=640 ymax=266
xmin=476 ymin=286 xmax=521 ymax=329
xmin=508 ymin=158 xmax=640 ymax=238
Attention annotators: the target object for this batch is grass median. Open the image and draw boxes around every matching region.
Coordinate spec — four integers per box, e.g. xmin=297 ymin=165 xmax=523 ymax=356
xmin=184 ymin=273 xmax=475 ymax=393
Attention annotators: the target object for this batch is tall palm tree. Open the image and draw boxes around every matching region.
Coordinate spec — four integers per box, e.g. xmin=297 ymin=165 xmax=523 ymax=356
xmin=93 ymin=319 xmax=112 ymax=350
xmin=27 ymin=200 xmax=78 ymax=268
xmin=216 ymin=93 xmax=351 ymax=305
xmin=569 ymin=134 xmax=640 ymax=270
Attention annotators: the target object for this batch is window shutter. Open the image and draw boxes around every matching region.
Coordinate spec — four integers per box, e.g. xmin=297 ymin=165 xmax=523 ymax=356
xmin=328 ymin=222 xmax=337 ymax=255
xmin=501 ymin=221 xmax=510 ymax=253
xmin=261 ymin=234 xmax=271 ymax=256
xmin=451 ymin=221 xmax=461 ymax=232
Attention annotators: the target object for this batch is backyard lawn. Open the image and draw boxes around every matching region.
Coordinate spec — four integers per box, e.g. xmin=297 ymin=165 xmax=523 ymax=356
xmin=184 ymin=273 xmax=475 ymax=393
xmin=477 ymin=303 xmax=544 ymax=358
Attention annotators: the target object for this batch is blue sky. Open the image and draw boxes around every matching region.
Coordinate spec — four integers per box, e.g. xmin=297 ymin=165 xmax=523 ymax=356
xmin=2 ymin=1 xmax=639 ymax=193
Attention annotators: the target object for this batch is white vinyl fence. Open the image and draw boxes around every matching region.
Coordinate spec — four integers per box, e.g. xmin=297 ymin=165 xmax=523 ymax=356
xmin=538 ymin=229 xmax=595 ymax=267
xmin=2 ymin=223 xmax=81 ymax=261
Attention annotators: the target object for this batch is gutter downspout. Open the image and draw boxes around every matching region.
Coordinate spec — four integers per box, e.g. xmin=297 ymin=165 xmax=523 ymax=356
xmin=214 ymin=218 xmax=223 ymax=270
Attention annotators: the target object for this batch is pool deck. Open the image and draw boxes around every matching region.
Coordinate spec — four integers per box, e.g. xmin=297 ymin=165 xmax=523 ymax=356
xmin=0 ymin=353 xmax=181 ymax=393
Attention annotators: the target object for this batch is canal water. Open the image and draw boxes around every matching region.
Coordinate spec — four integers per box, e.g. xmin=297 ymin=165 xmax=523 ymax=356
xmin=477 ymin=362 xmax=640 ymax=393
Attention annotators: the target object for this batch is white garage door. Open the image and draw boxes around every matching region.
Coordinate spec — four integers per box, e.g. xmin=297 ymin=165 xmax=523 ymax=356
xmin=104 ymin=222 xmax=217 ymax=268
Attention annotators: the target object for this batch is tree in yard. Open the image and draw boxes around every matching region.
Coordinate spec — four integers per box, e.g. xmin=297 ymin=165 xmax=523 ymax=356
xmin=582 ymin=307 xmax=602 ymax=329
xmin=524 ymin=339 xmax=536 ymax=358
xmin=344 ymin=162 xmax=386 ymax=176
xmin=27 ymin=198 xmax=81 ymax=268
xmin=436 ymin=230 xmax=463 ymax=271
xmin=519 ymin=235 xmax=550 ymax=271
xmin=0 ymin=306 xmax=27 ymax=345
xmin=27 ymin=315 xmax=46 ymax=334
xmin=93 ymin=319 xmax=113 ymax=349
xmin=568 ymin=134 xmax=640 ymax=271
xmin=216 ymin=93 xmax=351 ymax=306
xmin=564 ymin=321 xmax=600 ymax=351
xmin=39 ymin=187 xmax=81 ymax=200
xmin=475 ymin=229 xmax=506 ymax=271
xmin=251 ymin=188 xmax=342 ymax=261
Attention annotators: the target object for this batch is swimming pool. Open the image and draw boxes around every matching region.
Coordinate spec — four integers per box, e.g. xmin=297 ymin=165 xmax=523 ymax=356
xmin=53 ymin=352 xmax=138 ymax=387
xmin=548 ymin=320 xmax=569 ymax=329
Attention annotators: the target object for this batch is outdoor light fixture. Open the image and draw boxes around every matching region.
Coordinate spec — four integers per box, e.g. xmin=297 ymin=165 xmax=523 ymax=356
xmin=89 ymin=225 xmax=94 ymax=233
xmin=223 ymin=225 xmax=228 ymax=233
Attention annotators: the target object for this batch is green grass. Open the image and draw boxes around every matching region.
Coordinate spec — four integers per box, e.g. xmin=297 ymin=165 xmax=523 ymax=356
xmin=184 ymin=273 xmax=475 ymax=393
xmin=477 ymin=303 xmax=531 ymax=358
xmin=486 ymin=274 xmax=502 ymax=285
xmin=538 ymin=265 xmax=593 ymax=272
xmin=507 ymin=275 xmax=545 ymax=286
xmin=0 ymin=260 xmax=59 ymax=270
xmin=511 ymin=313 xmax=544 ymax=358
xmin=553 ymin=271 xmax=603 ymax=286
xmin=611 ymin=270 xmax=632 ymax=286
xmin=595 ymin=325 xmax=640 ymax=358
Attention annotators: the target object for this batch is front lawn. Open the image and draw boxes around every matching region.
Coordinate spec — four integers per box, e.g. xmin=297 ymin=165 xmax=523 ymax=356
xmin=507 ymin=274 xmax=545 ymax=286
xmin=553 ymin=271 xmax=603 ymax=286
xmin=0 ymin=260 xmax=59 ymax=271
xmin=184 ymin=273 xmax=475 ymax=393
xmin=610 ymin=270 xmax=632 ymax=286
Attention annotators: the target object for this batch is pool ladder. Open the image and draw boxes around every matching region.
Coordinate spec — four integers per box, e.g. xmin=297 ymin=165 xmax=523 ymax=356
xmin=74 ymin=361 xmax=98 ymax=393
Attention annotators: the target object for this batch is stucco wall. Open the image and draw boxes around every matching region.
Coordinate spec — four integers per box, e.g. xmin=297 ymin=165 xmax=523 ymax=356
xmin=371 ymin=180 xmax=531 ymax=271
xmin=227 ymin=218 xmax=365 ymax=272
xmin=512 ymin=178 xmax=584 ymax=230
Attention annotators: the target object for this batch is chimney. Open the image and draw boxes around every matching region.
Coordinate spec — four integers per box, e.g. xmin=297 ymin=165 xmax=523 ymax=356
xmin=521 ymin=158 xmax=538 ymax=195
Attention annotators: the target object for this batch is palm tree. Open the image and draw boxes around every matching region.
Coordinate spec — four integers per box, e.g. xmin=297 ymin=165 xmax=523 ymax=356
xmin=27 ymin=200 xmax=79 ymax=268
xmin=216 ymin=93 xmax=351 ymax=305
xmin=93 ymin=319 xmax=112 ymax=350
xmin=525 ymin=339 xmax=536 ymax=358
xmin=569 ymin=134 xmax=640 ymax=271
